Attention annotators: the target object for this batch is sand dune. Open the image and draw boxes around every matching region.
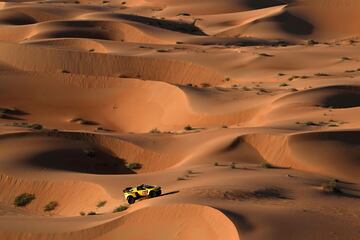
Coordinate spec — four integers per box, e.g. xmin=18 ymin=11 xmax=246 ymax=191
xmin=0 ymin=204 xmax=239 ymax=240
xmin=0 ymin=0 xmax=359 ymax=239
xmin=0 ymin=174 xmax=118 ymax=216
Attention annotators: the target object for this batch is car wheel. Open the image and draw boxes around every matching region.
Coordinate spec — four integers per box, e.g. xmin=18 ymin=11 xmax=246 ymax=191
xmin=127 ymin=196 xmax=135 ymax=204
xmin=157 ymin=190 xmax=162 ymax=196
xmin=149 ymin=191 xmax=157 ymax=198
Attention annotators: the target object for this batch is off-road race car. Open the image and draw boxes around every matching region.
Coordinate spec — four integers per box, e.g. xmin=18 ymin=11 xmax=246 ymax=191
xmin=123 ymin=184 xmax=162 ymax=204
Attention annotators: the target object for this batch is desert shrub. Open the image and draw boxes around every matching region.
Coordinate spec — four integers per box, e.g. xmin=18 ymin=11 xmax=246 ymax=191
xmin=184 ymin=125 xmax=193 ymax=131
xmin=44 ymin=201 xmax=59 ymax=212
xmin=314 ymin=73 xmax=330 ymax=77
xmin=214 ymin=162 xmax=219 ymax=166
xmin=157 ymin=49 xmax=170 ymax=53
xmin=279 ymin=83 xmax=289 ymax=87
xmin=149 ymin=128 xmax=161 ymax=134
xmin=278 ymin=73 xmax=286 ymax=76
xmin=200 ymin=83 xmax=211 ymax=88
xmin=87 ymin=211 xmax=97 ymax=215
xmin=113 ymin=205 xmax=128 ymax=213
xmin=230 ymin=162 xmax=236 ymax=169
xmin=322 ymin=180 xmax=341 ymax=194
xmin=305 ymin=121 xmax=320 ymax=126
xmin=126 ymin=162 xmax=142 ymax=170
xmin=341 ymin=57 xmax=351 ymax=61
xmin=14 ymin=193 xmax=35 ymax=207
xmin=31 ymin=124 xmax=43 ymax=130
xmin=80 ymin=211 xmax=86 ymax=216
xmin=177 ymin=177 xmax=186 ymax=181
xmin=307 ymin=40 xmax=319 ymax=45
xmin=260 ymin=162 xmax=273 ymax=169
xmin=258 ymin=53 xmax=273 ymax=57
xmin=83 ymin=148 xmax=95 ymax=158
xmin=177 ymin=13 xmax=191 ymax=16
xmin=97 ymin=201 xmax=107 ymax=208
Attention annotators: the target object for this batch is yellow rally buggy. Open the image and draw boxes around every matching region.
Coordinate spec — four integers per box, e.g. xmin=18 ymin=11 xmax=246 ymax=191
xmin=123 ymin=184 xmax=162 ymax=204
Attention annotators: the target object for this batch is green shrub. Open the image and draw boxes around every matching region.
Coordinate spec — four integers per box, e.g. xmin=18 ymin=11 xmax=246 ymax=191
xmin=14 ymin=193 xmax=35 ymax=207
xmin=44 ymin=201 xmax=59 ymax=212
xmin=97 ymin=200 xmax=107 ymax=208
xmin=126 ymin=162 xmax=142 ymax=170
xmin=113 ymin=205 xmax=128 ymax=213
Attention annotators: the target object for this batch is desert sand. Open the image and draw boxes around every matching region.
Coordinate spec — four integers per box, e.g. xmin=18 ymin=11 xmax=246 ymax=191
xmin=0 ymin=0 xmax=359 ymax=239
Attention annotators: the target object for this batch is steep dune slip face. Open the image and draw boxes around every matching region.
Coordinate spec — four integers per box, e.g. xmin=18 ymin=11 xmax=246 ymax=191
xmin=242 ymin=130 xmax=360 ymax=182
xmin=0 ymin=0 xmax=360 ymax=240
xmin=289 ymin=130 xmax=360 ymax=182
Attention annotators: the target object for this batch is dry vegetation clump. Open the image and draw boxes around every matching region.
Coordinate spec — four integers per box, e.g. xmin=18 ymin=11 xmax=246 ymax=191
xmin=126 ymin=162 xmax=142 ymax=170
xmin=14 ymin=193 xmax=36 ymax=207
xmin=44 ymin=201 xmax=59 ymax=212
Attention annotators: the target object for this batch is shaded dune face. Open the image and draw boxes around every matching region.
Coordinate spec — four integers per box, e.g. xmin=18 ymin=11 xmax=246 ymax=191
xmin=264 ymin=11 xmax=314 ymax=35
xmin=0 ymin=11 xmax=37 ymax=25
xmin=275 ymin=85 xmax=360 ymax=109
xmin=289 ymin=131 xmax=360 ymax=180
xmin=25 ymin=148 xmax=133 ymax=175
xmin=0 ymin=134 xmax=134 ymax=175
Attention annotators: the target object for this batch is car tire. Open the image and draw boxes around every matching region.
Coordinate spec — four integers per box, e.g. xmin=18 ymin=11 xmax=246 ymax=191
xmin=149 ymin=191 xmax=157 ymax=198
xmin=127 ymin=196 xmax=135 ymax=204
xmin=157 ymin=190 xmax=162 ymax=196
